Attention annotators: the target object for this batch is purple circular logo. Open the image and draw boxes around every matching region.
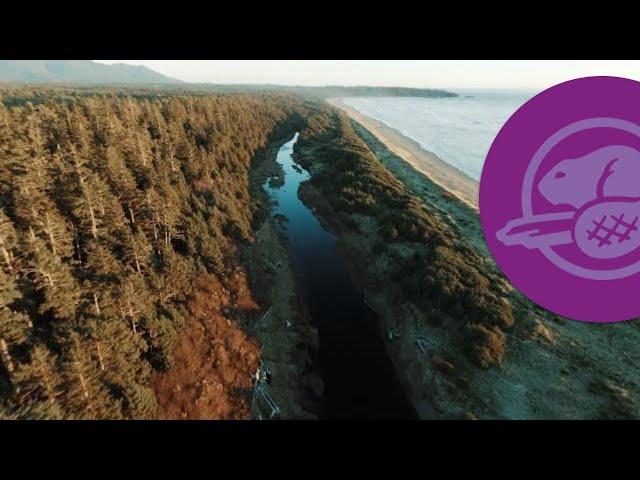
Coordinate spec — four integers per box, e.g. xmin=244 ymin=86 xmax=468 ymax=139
xmin=480 ymin=76 xmax=640 ymax=323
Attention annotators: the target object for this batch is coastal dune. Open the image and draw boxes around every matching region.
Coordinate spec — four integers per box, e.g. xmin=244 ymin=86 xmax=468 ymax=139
xmin=328 ymin=98 xmax=479 ymax=209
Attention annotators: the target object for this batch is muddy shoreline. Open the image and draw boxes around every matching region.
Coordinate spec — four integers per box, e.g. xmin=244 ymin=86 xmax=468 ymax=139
xmin=245 ymin=133 xmax=322 ymax=419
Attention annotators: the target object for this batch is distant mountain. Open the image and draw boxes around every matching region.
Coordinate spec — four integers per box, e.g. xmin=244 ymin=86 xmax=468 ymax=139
xmin=0 ymin=60 xmax=183 ymax=84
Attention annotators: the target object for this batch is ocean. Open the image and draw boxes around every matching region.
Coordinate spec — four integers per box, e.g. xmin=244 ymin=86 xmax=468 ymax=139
xmin=341 ymin=89 xmax=538 ymax=181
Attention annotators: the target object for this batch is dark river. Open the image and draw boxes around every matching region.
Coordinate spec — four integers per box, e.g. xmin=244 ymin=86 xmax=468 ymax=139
xmin=265 ymin=133 xmax=417 ymax=419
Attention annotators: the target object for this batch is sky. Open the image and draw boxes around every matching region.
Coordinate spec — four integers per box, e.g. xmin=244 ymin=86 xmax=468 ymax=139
xmin=96 ymin=60 xmax=640 ymax=90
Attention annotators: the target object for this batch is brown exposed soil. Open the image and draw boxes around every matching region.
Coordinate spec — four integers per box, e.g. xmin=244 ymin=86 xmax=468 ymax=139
xmin=152 ymin=133 xmax=320 ymax=421
xmin=153 ymin=273 xmax=261 ymax=420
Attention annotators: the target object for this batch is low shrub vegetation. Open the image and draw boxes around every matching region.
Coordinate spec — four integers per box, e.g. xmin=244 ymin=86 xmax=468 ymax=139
xmin=296 ymin=105 xmax=514 ymax=368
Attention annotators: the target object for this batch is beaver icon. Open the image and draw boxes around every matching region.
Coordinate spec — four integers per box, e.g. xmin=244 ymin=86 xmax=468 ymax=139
xmin=497 ymin=145 xmax=640 ymax=260
xmin=538 ymin=145 xmax=640 ymax=208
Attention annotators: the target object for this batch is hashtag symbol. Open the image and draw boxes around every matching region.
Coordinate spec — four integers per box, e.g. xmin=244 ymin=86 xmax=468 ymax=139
xmin=587 ymin=213 xmax=639 ymax=247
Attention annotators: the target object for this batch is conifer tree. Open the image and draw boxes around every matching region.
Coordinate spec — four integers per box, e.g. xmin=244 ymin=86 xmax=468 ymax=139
xmin=24 ymin=235 xmax=80 ymax=322
xmin=13 ymin=345 xmax=63 ymax=412
xmin=0 ymin=85 xmax=307 ymax=418
xmin=102 ymin=145 xmax=140 ymax=225
xmin=0 ymin=270 xmax=31 ymax=388
xmin=0 ymin=209 xmax=18 ymax=275
xmin=60 ymin=332 xmax=121 ymax=419
xmin=124 ymin=227 xmax=153 ymax=276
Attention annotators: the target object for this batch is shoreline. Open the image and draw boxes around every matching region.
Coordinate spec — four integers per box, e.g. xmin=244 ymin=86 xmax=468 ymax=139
xmin=247 ymin=134 xmax=321 ymax=420
xmin=328 ymin=98 xmax=479 ymax=209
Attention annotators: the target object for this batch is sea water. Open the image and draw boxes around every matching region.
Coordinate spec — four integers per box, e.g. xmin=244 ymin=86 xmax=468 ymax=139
xmin=341 ymin=89 xmax=538 ymax=181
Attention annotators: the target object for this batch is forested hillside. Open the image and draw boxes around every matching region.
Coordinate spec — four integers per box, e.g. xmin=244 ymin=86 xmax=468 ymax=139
xmin=0 ymin=87 xmax=306 ymax=419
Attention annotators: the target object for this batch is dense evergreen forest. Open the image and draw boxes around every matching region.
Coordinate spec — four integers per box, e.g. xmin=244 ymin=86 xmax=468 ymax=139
xmin=0 ymin=84 xmax=457 ymax=108
xmin=0 ymin=86 xmax=515 ymax=420
xmin=0 ymin=87 xmax=307 ymax=418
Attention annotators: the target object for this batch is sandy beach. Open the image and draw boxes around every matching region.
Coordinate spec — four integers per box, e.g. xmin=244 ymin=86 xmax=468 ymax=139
xmin=328 ymin=98 xmax=479 ymax=209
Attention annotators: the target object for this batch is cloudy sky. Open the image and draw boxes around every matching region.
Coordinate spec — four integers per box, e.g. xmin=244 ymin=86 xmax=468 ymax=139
xmin=95 ymin=60 xmax=640 ymax=90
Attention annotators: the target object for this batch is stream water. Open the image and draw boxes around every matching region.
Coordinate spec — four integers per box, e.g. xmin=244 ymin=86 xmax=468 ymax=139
xmin=265 ymin=133 xmax=417 ymax=419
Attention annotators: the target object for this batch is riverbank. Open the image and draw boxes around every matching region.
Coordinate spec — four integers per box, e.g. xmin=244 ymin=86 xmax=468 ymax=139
xmin=328 ymin=98 xmax=479 ymax=209
xmin=297 ymin=182 xmax=441 ymax=418
xmin=266 ymin=133 xmax=416 ymax=419
xmin=246 ymin=134 xmax=322 ymax=420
